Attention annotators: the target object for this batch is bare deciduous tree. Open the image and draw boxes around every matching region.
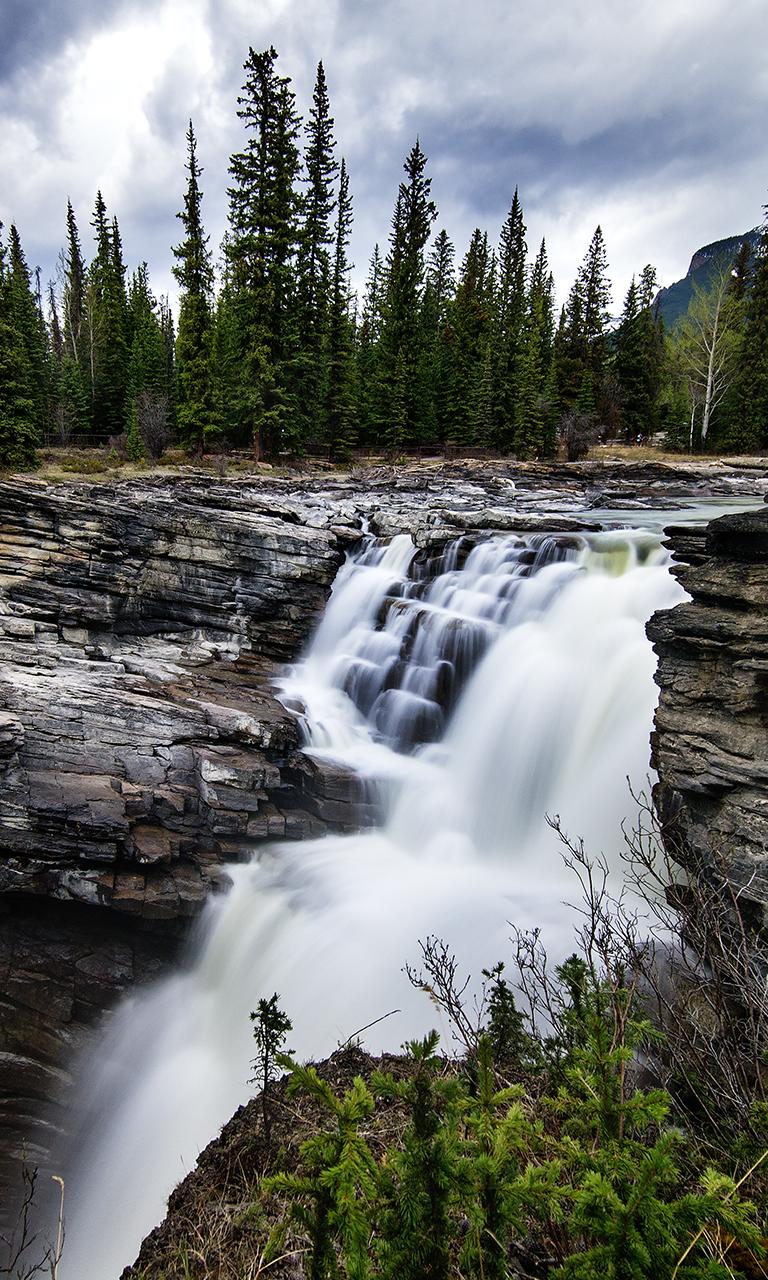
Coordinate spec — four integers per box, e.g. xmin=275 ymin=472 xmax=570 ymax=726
xmin=0 ymin=1164 xmax=64 ymax=1280
xmin=135 ymin=389 xmax=171 ymax=461
xmin=676 ymin=261 xmax=741 ymax=449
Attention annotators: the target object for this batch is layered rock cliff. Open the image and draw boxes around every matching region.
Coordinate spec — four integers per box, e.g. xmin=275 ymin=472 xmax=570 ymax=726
xmin=648 ymin=506 xmax=768 ymax=932
xmin=0 ymin=476 xmax=356 ymax=1202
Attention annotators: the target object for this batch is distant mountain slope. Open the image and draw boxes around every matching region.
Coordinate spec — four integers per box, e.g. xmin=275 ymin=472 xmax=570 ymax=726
xmin=656 ymin=228 xmax=760 ymax=329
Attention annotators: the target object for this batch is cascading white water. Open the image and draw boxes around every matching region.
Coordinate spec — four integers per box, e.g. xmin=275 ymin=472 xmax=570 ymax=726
xmin=60 ymin=525 xmax=686 ymax=1280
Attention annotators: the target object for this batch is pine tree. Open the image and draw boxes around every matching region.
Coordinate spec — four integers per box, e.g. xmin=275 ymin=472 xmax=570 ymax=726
xmin=173 ymin=120 xmax=215 ymax=454
xmin=493 ymin=189 xmax=527 ymax=448
xmin=7 ymin=226 xmax=48 ymax=441
xmin=0 ymin=224 xmax=39 ymax=468
xmin=373 ymin=1033 xmax=464 ymax=1280
xmin=735 ymin=202 xmax=768 ymax=451
xmin=62 ymin=200 xmax=88 ymax=379
xmin=294 ymin=61 xmax=338 ymax=445
xmin=126 ymin=263 xmax=170 ymax=459
xmin=514 ymin=315 xmax=546 ymax=458
xmin=357 ymin=244 xmax=385 ymax=444
xmin=266 ymin=1064 xmax=377 ymax=1280
xmin=555 ymin=226 xmax=611 ymax=420
xmin=427 ymin=230 xmax=455 ymax=332
xmin=580 ymin=225 xmax=612 ymax=365
xmin=511 ymin=239 xmax=557 ymax=458
xmin=445 ymin=229 xmax=494 ymax=445
xmin=615 ymin=266 xmax=664 ymax=440
xmin=88 ymin=191 xmax=129 ymax=436
xmin=378 ymin=140 xmax=437 ymax=444
xmin=211 ymin=274 xmax=258 ymax=447
xmin=227 ymin=46 xmax=303 ymax=456
xmin=325 ymin=159 xmax=357 ymax=462
xmin=421 ymin=230 xmax=456 ymax=442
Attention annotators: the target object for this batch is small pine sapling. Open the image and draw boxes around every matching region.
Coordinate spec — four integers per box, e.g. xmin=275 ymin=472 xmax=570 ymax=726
xmin=459 ymin=1034 xmax=532 ymax=1280
xmin=265 ymin=1064 xmax=377 ymax=1280
xmin=250 ymin=993 xmax=293 ymax=1146
xmin=372 ymin=1032 xmax=465 ymax=1280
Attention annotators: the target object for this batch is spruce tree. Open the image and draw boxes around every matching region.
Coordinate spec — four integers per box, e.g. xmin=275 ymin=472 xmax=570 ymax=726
xmin=356 ymin=244 xmax=385 ymax=445
xmin=227 ymin=46 xmax=303 ymax=457
xmin=7 ymin=226 xmax=48 ymax=441
xmin=427 ymin=230 xmax=455 ymax=332
xmin=615 ymin=266 xmax=664 ymax=440
xmin=445 ymin=229 xmax=494 ymax=445
xmin=48 ymin=280 xmax=89 ymax=443
xmin=0 ymin=224 xmax=39 ymax=468
xmin=373 ymin=1033 xmax=464 ymax=1280
xmin=514 ymin=311 xmax=546 ymax=458
xmin=325 ymin=159 xmax=357 ymax=462
xmin=62 ymin=199 xmax=89 ymax=378
xmin=127 ymin=263 xmax=169 ymax=459
xmin=295 ymin=61 xmax=338 ymax=444
xmin=513 ymin=238 xmax=557 ymax=458
xmin=378 ymin=140 xmax=437 ymax=444
xmin=422 ymin=230 xmax=456 ymax=441
xmin=172 ymin=120 xmax=215 ymax=454
xmin=555 ymin=226 xmax=611 ymax=418
xmin=493 ymin=189 xmax=527 ymax=449
xmin=88 ymin=191 xmax=129 ymax=436
xmin=735 ymin=202 xmax=768 ymax=451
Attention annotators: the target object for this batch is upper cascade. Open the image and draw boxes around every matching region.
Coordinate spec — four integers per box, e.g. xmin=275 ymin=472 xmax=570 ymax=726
xmin=282 ymin=528 xmax=671 ymax=762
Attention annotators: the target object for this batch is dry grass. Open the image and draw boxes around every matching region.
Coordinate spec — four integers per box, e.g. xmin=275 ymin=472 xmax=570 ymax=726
xmin=9 ymin=442 xmax=767 ymax=487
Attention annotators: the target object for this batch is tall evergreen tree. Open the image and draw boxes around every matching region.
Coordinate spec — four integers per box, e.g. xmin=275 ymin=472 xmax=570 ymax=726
xmin=87 ymin=191 xmax=129 ymax=436
xmin=8 ymin=225 xmax=48 ymax=440
xmin=62 ymin=199 xmax=88 ymax=376
xmin=126 ymin=264 xmax=170 ymax=459
xmin=48 ymin=282 xmax=89 ymax=443
xmin=173 ymin=119 xmax=215 ymax=454
xmin=735 ymin=201 xmax=768 ymax=451
xmin=424 ymin=230 xmax=456 ymax=441
xmin=0 ymin=224 xmax=39 ymax=467
xmin=356 ymin=243 xmax=385 ymax=444
xmin=493 ymin=189 xmax=527 ymax=448
xmin=555 ymin=225 xmax=611 ymax=417
xmin=615 ymin=264 xmax=664 ymax=439
xmin=295 ymin=61 xmax=338 ymax=444
xmin=378 ymin=139 xmax=437 ymax=444
xmin=227 ymin=46 xmax=303 ymax=456
xmin=325 ymin=159 xmax=357 ymax=461
xmin=445 ymin=229 xmax=494 ymax=445
xmin=513 ymin=243 xmax=558 ymax=458
xmin=427 ymin=230 xmax=455 ymax=332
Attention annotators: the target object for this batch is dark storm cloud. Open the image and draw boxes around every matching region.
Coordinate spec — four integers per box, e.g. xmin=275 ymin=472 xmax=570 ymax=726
xmin=416 ymin=107 xmax=759 ymax=225
xmin=0 ymin=0 xmax=152 ymax=81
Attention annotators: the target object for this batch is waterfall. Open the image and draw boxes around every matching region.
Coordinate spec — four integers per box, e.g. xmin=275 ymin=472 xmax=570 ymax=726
xmin=60 ymin=527 xmax=685 ymax=1280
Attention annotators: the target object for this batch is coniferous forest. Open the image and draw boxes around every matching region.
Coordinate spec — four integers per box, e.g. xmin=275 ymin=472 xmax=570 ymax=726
xmin=2 ymin=44 xmax=768 ymax=471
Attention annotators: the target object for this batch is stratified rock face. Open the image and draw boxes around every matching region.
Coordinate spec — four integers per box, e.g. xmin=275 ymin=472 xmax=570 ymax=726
xmin=0 ymin=477 xmax=352 ymax=916
xmin=0 ymin=897 xmax=178 ymax=1199
xmin=0 ymin=476 xmax=351 ymax=1204
xmin=648 ymin=507 xmax=768 ymax=930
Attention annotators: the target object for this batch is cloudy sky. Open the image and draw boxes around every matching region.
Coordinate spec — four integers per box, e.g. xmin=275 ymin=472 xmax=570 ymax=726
xmin=1 ymin=0 xmax=767 ymax=315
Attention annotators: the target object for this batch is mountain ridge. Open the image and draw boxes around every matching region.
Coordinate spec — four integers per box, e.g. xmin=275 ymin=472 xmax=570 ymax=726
xmin=656 ymin=227 xmax=760 ymax=328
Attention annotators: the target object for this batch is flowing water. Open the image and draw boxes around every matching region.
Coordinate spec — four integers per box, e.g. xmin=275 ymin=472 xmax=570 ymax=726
xmin=61 ymin=524 xmax=687 ymax=1279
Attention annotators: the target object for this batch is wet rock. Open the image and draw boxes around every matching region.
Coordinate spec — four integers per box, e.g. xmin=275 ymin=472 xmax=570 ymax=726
xmin=649 ymin=505 xmax=768 ymax=936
